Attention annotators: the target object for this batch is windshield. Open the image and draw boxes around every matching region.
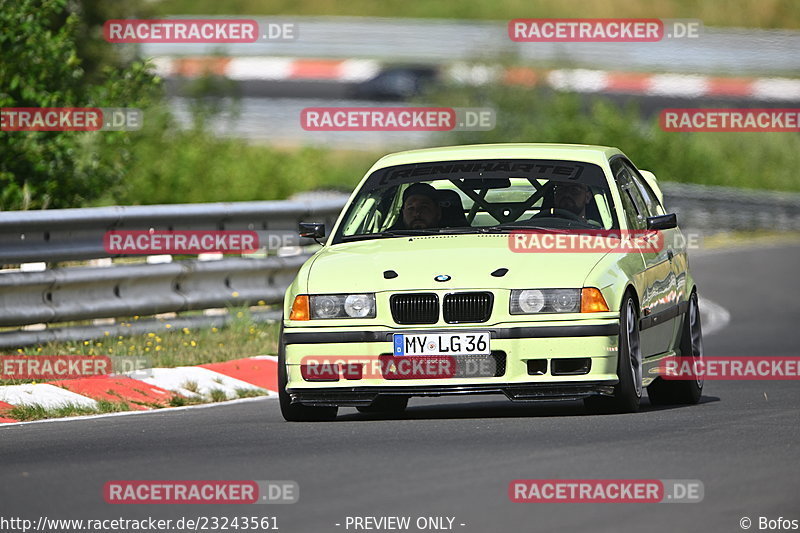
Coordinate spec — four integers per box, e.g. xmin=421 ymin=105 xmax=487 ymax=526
xmin=333 ymin=159 xmax=617 ymax=243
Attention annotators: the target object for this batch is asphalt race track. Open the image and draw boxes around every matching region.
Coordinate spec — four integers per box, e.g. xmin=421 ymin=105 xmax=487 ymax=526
xmin=2 ymin=243 xmax=798 ymax=533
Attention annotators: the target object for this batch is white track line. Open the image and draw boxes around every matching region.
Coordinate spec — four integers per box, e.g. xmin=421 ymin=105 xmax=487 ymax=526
xmin=0 ymin=395 xmax=275 ymax=429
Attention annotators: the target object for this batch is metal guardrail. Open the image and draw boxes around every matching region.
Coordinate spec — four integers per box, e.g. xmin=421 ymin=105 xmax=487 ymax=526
xmin=0 ymin=199 xmax=347 ymax=264
xmin=0 ymin=255 xmax=306 ymax=327
xmin=1 ymin=184 xmax=799 ymax=349
xmin=661 ymin=183 xmax=800 ymax=232
xmin=0 ymin=199 xmax=347 ymax=349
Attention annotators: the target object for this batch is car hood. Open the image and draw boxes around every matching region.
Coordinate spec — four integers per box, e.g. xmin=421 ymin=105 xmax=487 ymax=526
xmin=306 ymin=234 xmax=609 ymax=293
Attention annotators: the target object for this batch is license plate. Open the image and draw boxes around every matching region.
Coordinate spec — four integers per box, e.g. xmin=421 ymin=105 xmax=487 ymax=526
xmin=393 ymin=332 xmax=491 ymax=356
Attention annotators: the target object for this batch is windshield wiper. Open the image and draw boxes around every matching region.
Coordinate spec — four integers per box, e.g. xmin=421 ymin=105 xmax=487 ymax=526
xmin=476 ymin=225 xmax=571 ymax=233
xmin=339 ymin=229 xmax=442 ymax=242
xmin=378 ymin=228 xmax=443 ymax=236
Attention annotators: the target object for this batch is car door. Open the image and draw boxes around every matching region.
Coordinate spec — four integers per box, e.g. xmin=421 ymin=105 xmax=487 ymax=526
xmin=622 ymin=160 xmax=688 ymax=351
xmin=611 ymin=158 xmax=677 ymax=357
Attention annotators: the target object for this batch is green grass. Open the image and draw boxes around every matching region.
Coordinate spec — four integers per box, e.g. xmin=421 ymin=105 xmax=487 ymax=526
xmin=181 ymin=380 xmax=200 ymax=394
xmin=209 ymin=388 xmax=229 ymax=402
xmin=153 ymin=0 xmax=800 ymax=29
xmin=7 ymin=400 xmax=131 ymax=422
xmin=169 ymin=394 xmax=206 ymax=407
xmin=429 ymin=85 xmax=800 ymax=192
xmin=93 ymin=108 xmax=373 ymax=206
xmin=1 ymin=387 xmax=268 ymax=422
xmin=236 ymin=388 xmax=269 ymax=398
xmin=0 ymin=308 xmax=281 ymax=383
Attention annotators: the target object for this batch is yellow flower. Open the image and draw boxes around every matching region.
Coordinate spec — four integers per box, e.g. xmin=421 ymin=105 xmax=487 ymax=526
xmin=147 ymin=332 xmax=155 ymax=338
xmin=165 ymin=324 xmax=172 ymax=329
xmin=190 ymin=341 xmax=197 ymax=347
xmin=232 ymin=291 xmax=240 ymax=298
xmin=211 ymin=327 xmax=218 ymax=333
xmin=257 ymin=300 xmax=266 ymax=306
xmin=182 ymin=328 xmax=190 ymax=334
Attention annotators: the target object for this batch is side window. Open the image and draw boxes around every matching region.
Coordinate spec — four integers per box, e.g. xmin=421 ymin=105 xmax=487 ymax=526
xmin=622 ymin=160 xmax=665 ymax=217
xmin=611 ymin=160 xmax=645 ymax=230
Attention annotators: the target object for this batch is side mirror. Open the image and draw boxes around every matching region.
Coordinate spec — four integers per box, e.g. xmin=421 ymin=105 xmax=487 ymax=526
xmin=299 ymin=222 xmax=326 ymax=239
xmin=646 ymin=213 xmax=677 ymax=230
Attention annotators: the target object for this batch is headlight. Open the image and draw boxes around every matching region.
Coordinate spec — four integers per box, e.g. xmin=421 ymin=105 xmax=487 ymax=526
xmin=344 ymin=294 xmax=373 ymax=318
xmin=510 ymin=289 xmax=581 ymax=314
xmin=310 ymin=294 xmax=376 ymax=319
xmin=512 ymin=289 xmax=545 ymax=313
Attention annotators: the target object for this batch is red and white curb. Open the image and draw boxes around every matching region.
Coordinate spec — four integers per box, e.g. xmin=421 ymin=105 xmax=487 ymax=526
xmin=0 ymin=356 xmax=278 ymax=424
xmin=152 ymin=56 xmax=380 ymax=82
xmin=151 ymin=56 xmax=800 ymax=101
xmin=469 ymin=65 xmax=800 ymax=101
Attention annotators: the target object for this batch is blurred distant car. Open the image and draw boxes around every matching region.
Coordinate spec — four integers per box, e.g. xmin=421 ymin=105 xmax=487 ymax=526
xmin=278 ymin=143 xmax=704 ymax=421
xmin=353 ymin=66 xmax=438 ymax=100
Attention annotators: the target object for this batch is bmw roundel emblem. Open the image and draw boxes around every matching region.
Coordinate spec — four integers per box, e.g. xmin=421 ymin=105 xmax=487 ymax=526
xmin=434 ymin=274 xmax=451 ymax=282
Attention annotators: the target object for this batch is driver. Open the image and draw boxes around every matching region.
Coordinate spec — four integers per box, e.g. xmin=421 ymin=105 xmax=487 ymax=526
xmin=399 ymin=183 xmax=442 ymax=229
xmin=552 ymin=182 xmax=592 ymax=219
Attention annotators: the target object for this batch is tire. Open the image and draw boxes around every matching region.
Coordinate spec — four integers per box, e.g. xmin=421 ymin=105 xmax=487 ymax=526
xmin=278 ymin=324 xmax=338 ymax=422
xmin=647 ymin=291 xmax=704 ymax=405
xmin=585 ymin=293 xmax=642 ymax=414
xmin=356 ymin=397 xmax=408 ymax=414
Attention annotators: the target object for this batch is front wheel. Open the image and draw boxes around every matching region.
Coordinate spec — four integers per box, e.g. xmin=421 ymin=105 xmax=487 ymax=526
xmin=647 ymin=291 xmax=704 ymax=405
xmin=585 ymin=293 xmax=642 ymax=414
xmin=278 ymin=325 xmax=338 ymax=422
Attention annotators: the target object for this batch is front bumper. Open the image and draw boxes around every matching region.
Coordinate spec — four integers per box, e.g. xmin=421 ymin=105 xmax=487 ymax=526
xmin=283 ymin=319 xmax=620 ymax=405
xmin=288 ymin=382 xmax=618 ymax=407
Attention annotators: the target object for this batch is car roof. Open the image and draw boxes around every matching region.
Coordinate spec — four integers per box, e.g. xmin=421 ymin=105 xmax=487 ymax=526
xmin=368 ymin=143 xmax=624 ymax=172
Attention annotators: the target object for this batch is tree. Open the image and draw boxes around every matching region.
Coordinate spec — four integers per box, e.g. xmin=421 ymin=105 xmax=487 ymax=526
xmin=0 ymin=0 xmax=161 ymax=209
